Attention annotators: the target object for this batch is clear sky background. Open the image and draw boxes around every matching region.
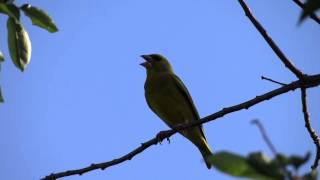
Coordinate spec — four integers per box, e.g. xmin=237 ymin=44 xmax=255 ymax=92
xmin=0 ymin=0 xmax=319 ymax=180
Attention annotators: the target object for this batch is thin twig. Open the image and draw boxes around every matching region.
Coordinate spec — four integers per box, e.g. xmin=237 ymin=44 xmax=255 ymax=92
xmin=301 ymin=88 xmax=320 ymax=169
xmin=41 ymin=130 xmax=175 ymax=180
xmin=292 ymin=0 xmax=320 ymax=25
xmin=41 ymin=74 xmax=320 ymax=180
xmin=251 ymin=119 xmax=278 ymax=155
xmin=238 ymin=0 xmax=304 ymax=79
xmin=251 ymin=119 xmax=293 ymax=179
xmin=261 ymin=76 xmax=287 ymax=86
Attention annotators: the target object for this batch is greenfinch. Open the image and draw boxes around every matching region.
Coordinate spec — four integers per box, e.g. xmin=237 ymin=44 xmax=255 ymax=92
xmin=140 ymin=54 xmax=213 ymax=169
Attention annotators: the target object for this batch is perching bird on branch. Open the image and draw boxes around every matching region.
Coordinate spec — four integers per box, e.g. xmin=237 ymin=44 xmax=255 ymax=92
xmin=140 ymin=54 xmax=213 ymax=169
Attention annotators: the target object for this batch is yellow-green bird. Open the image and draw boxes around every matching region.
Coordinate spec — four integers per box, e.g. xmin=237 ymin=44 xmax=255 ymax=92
xmin=140 ymin=54 xmax=213 ymax=169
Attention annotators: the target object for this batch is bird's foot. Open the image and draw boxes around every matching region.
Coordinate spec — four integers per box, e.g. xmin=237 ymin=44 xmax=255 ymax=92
xmin=156 ymin=130 xmax=171 ymax=144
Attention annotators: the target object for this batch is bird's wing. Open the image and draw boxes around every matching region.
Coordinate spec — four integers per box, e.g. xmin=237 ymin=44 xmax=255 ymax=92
xmin=170 ymin=74 xmax=206 ymax=140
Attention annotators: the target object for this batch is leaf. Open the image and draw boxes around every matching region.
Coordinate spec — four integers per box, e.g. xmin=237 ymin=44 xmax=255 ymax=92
xmin=302 ymin=170 xmax=318 ymax=180
xmin=300 ymin=0 xmax=320 ymax=22
xmin=7 ymin=17 xmax=32 ymax=71
xmin=275 ymin=153 xmax=290 ymax=166
xmin=0 ymin=50 xmax=4 ymax=62
xmin=21 ymin=4 xmax=58 ymax=33
xmin=0 ymin=86 xmax=4 ymax=103
xmin=248 ymin=152 xmax=284 ymax=180
xmin=0 ymin=3 xmax=20 ymax=20
xmin=0 ymin=0 xmax=15 ymax=3
xmin=287 ymin=152 xmax=311 ymax=170
xmin=209 ymin=151 xmax=273 ymax=180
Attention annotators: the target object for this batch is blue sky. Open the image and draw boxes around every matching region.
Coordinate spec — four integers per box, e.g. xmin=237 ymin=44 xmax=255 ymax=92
xmin=0 ymin=0 xmax=319 ymax=179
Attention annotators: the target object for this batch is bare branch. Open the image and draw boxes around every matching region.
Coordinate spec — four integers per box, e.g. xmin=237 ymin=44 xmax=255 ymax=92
xmin=238 ymin=1 xmax=320 ymax=168
xmin=301 ymin=88 xmax=320 ymax=169
xmin=41 ymin=130 xmax=174 ymax=180
xmin=238 ymin=0 xmax=304 ymax=79
xmin=251 ymin=119 xmax=293 ymax=179
xmin=251 ymin=119 xmax=278 ymax=155
xmin=292 ymin=0 xmax=320 ymax=25
xmin=41 ymin=74 xmax=320 ymax=180
xmin=261 ymin=76 xmax=287 ymax=86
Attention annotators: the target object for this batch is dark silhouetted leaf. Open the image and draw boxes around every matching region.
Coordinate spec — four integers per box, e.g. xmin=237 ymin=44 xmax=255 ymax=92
xmin=7 ymin=17 xmax=32 ymax=71
xmin=0 ymin=87 xmax=4 ymax=103
xmin=275 ymin=153 xmax=290 ymax=166
xmin=288 ymin=152 xmax=311 ymax=170
xmin=248 ymin=152 xmax=284 ymax=180
xmin=0 ymin=0 xmax=15 ymax=3
xmin=0 ymin=50 xmax=4 ymax=62
xmin=21 ymin=4 xmax=58 ymax=33
xmin=300 ymin=0 xmax=320 ymax=22
xmin=209 ymin=151 xmax=273 ymax=180
xmin=302 ymin=170 xmax=318 ymax=180
xmin=0 ymin=3 xmax=19 ymax=20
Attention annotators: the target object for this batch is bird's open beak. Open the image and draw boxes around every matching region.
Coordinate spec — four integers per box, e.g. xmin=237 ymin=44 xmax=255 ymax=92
xmin=140 ymin=55 xmax=152 ymax=67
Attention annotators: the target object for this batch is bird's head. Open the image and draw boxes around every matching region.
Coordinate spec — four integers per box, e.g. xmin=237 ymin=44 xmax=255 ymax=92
xmin=140 ymin=54 xmax=173 ymax=73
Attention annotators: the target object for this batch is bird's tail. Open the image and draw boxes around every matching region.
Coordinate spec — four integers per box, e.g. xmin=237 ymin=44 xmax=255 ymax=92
xmin=198 ymin=139 xmax=214 ymax=169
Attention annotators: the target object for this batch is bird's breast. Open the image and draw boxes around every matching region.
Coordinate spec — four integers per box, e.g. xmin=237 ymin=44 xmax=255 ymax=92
xmin=144 ymin=77 xmax=195 ymax=126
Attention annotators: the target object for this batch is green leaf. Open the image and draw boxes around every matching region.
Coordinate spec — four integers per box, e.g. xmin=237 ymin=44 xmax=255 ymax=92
xmin=248 ymin=152 xmax=284 ymax=180
xmin=0 ymin=3 xmax=20 ymax=20
xmin=275 ymin=153 xmax=290 ymax=166
xmin=287 ymin=152 xmax=311 ymax=170
xmin=210 ymin=151 xmax=274 ymax=180
xmin=21 ymin=4 xmax=58 ymax=33
xmin=300 ymin=0 xmax=320 ymax=22
xmin=0 ymin=87 xmax=4 ymax=103
xmin=7 ymin=17 xmax=32 ymax=71
xmin=0 ymin=0 xmax=15 ymax=3
xmin=0 ymin=50 xmax=4 ymax=62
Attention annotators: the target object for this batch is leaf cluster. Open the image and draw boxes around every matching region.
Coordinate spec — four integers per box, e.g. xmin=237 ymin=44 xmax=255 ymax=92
xmin=210 ymin=151 xmax=317 ymax=180
xmin=0 ymin=0 xmax=58 ymax=102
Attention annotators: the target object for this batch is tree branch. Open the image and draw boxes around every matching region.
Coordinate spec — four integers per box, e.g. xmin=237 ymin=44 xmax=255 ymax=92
xmin=251 ymin=119 xmax=293 ymax=179
xmin=261 ymin=76 xmax=287 ymax=86
xmin=238 ymin=0 xmax=304 ymax=79
xmin=251 ymin=119 xmax=278 ymax=155
xmin=41 ymin=130 xmax=174 ymax=180
xmin=292 ymin=0 xmax=320 ymax=25
xmin=41 ymin=74 xmax=320 ymax=180
xmin=238 ymin=0 xmax=320 ymax=170
xmin=301 ymin=88 xmax=320 ymax=169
